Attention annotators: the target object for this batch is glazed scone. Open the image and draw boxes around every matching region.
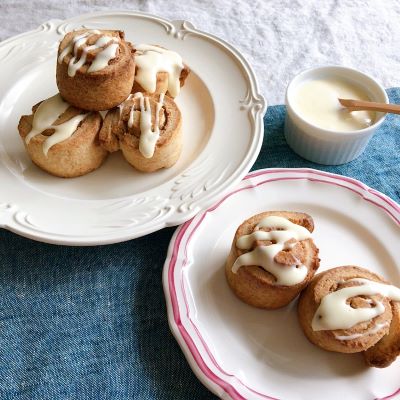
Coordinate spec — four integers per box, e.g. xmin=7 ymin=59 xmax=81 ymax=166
xmin=56 ymin=29 xmax=135 ymax=110
xmin=18 ymin=94 xmax=107 ymax=178
xmin=225 ymin=211 xmax=320 ymax=309
xmin=99 ymin=92 xmax=182 ymax=172
xmin=298 ymin=266 xmax=400 ymax=367
xmin=131 ymin=44 xmax=190 ymax=98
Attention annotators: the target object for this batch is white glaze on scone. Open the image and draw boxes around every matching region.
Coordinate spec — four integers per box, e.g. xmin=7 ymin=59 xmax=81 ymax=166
xmin=127 ymin=92 xmax=165 ymax=158
xmin=232 ymin=216 xmax=312 ymax=285
xmin=58 ymin=30 xmax=120 ymax=77
xmin=134 ymin=44 xmax=184 ymax=97
xmin=25 ymin=94 xmax=88 ymax=156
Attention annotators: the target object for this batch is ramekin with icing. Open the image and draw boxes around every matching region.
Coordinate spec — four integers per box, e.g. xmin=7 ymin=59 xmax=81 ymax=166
xmin=284 ymin=66 xmax=388 ymax=165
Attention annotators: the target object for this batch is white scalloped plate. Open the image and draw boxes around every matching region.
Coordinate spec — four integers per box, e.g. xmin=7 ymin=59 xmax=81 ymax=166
xmin=163 ymin=168 xmax=400 ymax=400
xmin=0 ymin=11 xmax=265 ymax=245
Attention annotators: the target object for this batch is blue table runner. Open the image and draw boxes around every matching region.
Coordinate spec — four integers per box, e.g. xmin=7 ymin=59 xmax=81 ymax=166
xmin=0 ymin=89 xmax=399 ymax=400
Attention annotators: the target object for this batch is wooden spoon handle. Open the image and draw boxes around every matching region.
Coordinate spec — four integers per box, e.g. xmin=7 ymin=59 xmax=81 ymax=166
xmin=338 ymin=98 xmax=400 ymax=114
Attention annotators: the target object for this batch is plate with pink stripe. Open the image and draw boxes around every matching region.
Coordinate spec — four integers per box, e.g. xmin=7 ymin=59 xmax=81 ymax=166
xmin=163 ymin=168 xmax=400 ymax=400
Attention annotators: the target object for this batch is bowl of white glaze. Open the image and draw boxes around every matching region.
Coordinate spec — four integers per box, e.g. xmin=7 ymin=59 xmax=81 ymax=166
xmin=284 ymin=66 xmax=388 ymax=165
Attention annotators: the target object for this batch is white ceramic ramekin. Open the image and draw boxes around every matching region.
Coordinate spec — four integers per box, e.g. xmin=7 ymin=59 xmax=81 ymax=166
xmin=284 ymin=66 xmax=388 ymax=165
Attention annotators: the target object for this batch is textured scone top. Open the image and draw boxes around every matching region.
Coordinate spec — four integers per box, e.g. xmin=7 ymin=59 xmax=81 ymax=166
xmin=57 ymin=29 xmax=132 ymax=76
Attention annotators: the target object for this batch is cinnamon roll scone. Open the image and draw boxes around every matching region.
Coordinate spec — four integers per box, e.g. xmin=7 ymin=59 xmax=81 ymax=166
xmin=225 ymin=211 xmax=320 ymax=309
xmin=56 ymin=29 xmax=135 ymax=110
xmin=131 ymin=44 xmax=190 ymax=98
xmin=18 ymin=94 xmax=107 ymax=178
xmin=298 ymin=266 xmax=400 ymax=367
xmin=99 ymin=92 xmax=182 ymax=172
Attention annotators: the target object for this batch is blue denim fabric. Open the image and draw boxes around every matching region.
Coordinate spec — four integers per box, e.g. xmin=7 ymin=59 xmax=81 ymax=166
xmin=0 ymin=89 xmax=398 ymax=400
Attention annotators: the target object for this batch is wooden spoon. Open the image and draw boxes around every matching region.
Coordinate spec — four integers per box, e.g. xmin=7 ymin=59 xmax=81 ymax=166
xmin=338 ymin=98 xmax=400 ymax=115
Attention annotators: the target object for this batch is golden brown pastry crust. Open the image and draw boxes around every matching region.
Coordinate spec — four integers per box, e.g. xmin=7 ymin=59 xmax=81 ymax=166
xmin=131 ymin=64 xmax=190 ymax=98
xmin=363 ymin=300 xmax=400 ymax=367
xmin=225 ymin=211 xmax=320 ymax=309
xmin=297 ymin=266 xmax=395 ymax=356
xmin=99 ymin=93 xmax=182 ymax=172
xmin=18 ymin=101 xmax=107 ymax=178
xmin=56 ymin=29 xmax=135 ymax=111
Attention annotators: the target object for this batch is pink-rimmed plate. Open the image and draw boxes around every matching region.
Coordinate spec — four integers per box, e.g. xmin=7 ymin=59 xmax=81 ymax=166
xmin=163 ymin=168 xmax=400 ymax=400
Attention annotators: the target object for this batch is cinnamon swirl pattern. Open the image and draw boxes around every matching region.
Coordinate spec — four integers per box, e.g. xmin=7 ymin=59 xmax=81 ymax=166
xmin=225 ymin=211 xmax=320 ymax=309
xmin=298 ymin=266 xmax=400 ymax=367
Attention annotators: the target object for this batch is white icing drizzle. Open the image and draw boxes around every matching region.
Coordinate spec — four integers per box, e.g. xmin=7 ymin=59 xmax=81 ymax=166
xmin=58 ymin=30 xmax=119 ymax=77
xmin=25 ymin=94 xmax=88 ymax=156
xmin=129 ymin=92 xmax=165 ymax=158
xmin=25 ymin=95 xmax=69 ymax=143
xmin=155 ymin=93 xmax=165 ymax=133
xmin=231 ymin=216 xmax=312 ymax=285
xmin=312 ymin=278 xmax=400 ymax=331
xmin=99 ymin=110 xmax=108 ymax=120
xmin=334 ymin=332 xmax=362 ymax=341
xmin=118 ymin=94 xmax=133 ymax=117
xmin=57 ymin=31 xmax=95 ymax=64
xmin=135 ymin=44 xmax=184 ymax=97
xmin=128 ymin=103 xmax=135 ymax=128
xmin=88 ymin=42 xmax=119 ymax=73
xmin=334 ymin=322 xmax=389 ymax=341
xmin=42 ymin=114 xmax=87 ymax=155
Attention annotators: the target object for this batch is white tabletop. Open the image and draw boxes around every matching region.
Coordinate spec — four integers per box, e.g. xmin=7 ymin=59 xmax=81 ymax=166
xmin=1 ymin=0 xmax=399 ymax=105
